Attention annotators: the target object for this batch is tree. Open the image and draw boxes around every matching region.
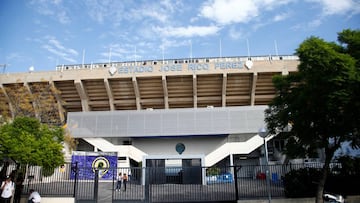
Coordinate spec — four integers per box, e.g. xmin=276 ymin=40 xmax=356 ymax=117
xmin=337 ymin=29 xmax=360 ymax=143
xmin=265 ymin=29 xmax=360 ymax=203
xmin=0 ymin=80 xmax=77 ymax=159
xmin=0 ymin=117 xmax=64 ymax=177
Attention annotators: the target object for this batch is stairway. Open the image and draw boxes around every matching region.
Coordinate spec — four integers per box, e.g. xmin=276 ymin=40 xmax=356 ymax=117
xmin=205 ymin=135 xmax=269 ymax=166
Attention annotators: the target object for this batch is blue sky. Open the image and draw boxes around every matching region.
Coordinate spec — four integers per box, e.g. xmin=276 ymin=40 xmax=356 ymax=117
xmin=0 ymin=0 xmax=359 ymax=73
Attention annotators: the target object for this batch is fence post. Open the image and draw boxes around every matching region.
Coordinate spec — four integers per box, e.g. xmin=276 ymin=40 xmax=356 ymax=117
xmin=72 ymin=162 xmax=78 ymax=198
xmin=94 ymin=169 xmax=99 ymax=203
xmin=144 ymin=167 xmax=150 ymax=203
xmin=234 ymin=165 xmax=239 ymax=201
xmin=112 ymin=168 xmax=115 ymax=201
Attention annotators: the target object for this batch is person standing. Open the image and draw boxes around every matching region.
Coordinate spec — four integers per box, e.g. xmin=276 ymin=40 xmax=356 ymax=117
xmin=13 ymin=172 xmax=24 ymax=203
xmin=28 ymin=189 xmax=41 ymax=203
xmin=115 ymin=172 xmax=122 ymax=191
xmin=0 ymin=162 xmax=9 ymax=183
xmin=122 ymin=173 xmax=128 ymax=192
xmin=0 ymin=176 xmax=14 ymax=203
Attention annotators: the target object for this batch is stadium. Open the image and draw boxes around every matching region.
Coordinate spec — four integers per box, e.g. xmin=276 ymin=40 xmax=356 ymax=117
xmin=0 ymin=55 xmax=299 ymax=175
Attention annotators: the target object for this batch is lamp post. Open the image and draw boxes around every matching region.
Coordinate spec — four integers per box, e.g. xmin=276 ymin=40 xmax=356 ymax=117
xmin=259 ymin=127 xmax=271 ymax=203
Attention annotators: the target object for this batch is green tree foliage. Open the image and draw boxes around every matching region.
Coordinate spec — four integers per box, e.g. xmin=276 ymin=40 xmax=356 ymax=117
xmin=333 ymin=156 xmax=360 ymax=176
xmin=265 ymin=29 xmax=360 ymax=203
xmin=206 ymin=167 xmax=221 ymax=176
xmin=0 ymin=117 xmax=64 ymax=175
xmin=0 ymin=81 xmax=77 ymax=155
xmin=338 ymin=29 xmax=360 ymax=65
xmin=283 ymin=168 xmax=321 ymax=198
xmin=337 ymin=29 xmax=360 ymax=145
xmin=283 ymin=164 xmax=360 ymax=198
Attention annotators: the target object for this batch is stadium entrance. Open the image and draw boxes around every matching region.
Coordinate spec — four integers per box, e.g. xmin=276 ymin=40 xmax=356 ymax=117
xmin=145 ymin=158 xmax=202 ymax=184
xmin=143 ymin=155 xmax=205 ymax=185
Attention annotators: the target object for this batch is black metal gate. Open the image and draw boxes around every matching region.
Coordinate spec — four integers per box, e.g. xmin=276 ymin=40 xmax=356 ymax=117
xmin=111 ymin=167 xmax=237 ymax=203
xmin=72 ymin=165 xmax=286 ymax=203
xmin=72 ymin=163 xmax=99 ymax=203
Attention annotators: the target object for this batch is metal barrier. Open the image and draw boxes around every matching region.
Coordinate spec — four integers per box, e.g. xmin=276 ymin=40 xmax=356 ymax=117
xmin=0 ymin=162 xmax=333 ymax=203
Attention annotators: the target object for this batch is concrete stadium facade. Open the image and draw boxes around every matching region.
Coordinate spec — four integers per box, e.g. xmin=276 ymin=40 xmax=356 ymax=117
xmin=0 ymin=55 xmax=299 ymax=169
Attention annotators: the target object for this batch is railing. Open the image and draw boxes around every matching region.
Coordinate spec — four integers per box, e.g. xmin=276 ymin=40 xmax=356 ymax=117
xmin=205 ymin=135 xmax=264 ymax=166
xmin=55 ymin=55 xmax=299 ymax=71
xmin=0 ymin=162 xmax=333 ymax=202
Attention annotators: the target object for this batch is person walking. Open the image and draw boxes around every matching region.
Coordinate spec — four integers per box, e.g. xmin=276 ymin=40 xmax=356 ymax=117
xmin=122 ymin=173 xmax=128 ymax=192
xmin=115 ymin=172 xmax=122 ymax=191
xmin=0 ymin=176 xmax=15 ymax=203
xmin=28 ymin=189 xmax=41 ymax=203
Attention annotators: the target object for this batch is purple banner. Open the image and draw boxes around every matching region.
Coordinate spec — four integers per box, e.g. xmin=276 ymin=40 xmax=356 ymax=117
xmin=70 ymin=151 xmax=117 ymax=180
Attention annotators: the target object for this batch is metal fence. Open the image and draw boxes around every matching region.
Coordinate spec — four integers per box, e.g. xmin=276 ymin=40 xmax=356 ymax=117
xmin=0 ymin=162 xmax=332 ymax=202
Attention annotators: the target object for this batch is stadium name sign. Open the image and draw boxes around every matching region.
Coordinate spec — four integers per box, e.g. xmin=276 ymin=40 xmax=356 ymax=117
xmin=116 ymin=61 xmax=244 ymax=75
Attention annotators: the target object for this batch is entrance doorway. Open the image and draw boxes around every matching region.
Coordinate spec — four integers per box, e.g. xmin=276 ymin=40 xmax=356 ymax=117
xmin=143 ymin=156 xmax=204 ymax=185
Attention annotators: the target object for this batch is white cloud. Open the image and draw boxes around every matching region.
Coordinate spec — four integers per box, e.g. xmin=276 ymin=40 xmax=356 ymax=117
xmin=57 ymin=10 xmax=70 ymax=24
xmin=228 ymin=27 xmax=243 ymax=40
xmin=6 ymin=52 xmax=23 ymax=61
xmin=273 ymin=12 xmax=291 ymax=22
xmin=308 ymin=0 xmax=360 ymax=16
xmin=52 ymin=0 xmax=63 ymax=5
xmin=42 ymin=36 xmax=78 ymax=63
xmin=160 ymin=38 xmax=189 ymax=50
xmin=190 ymin=16 xmax=199 ymax=23
xmin=154 ymin=25 xmax=221 ymax=38
xmin=200 ymin=0 xmax=259 ymax=24
xmin=84 ymin=0 xmax=181 ymax=26
xmin=321 ymin=0 xmax=358 ymax=15
xmin=160 ymin=0 xmax=178 ymax=13
xmin=261 ymin=0 xmax=295 ymax=10
xmin=292 ymin=0 xmax=360 ymax=29
xmin=129 ymin=1 xmax=186 ymax=24
xmin=84 ymin=0 xmax=125 ymax=24
xmin=199 ymin=0 xmax=295 ymax=25
xmin=308 ymin=18 xmax=322 ymax=28
xmin=142 ymin=10 xmax=168 ymax=23
xmin=48 ymin=38 xmax=65 ymax=51
xmin=30 ymin=0 xmax=71 ymax=24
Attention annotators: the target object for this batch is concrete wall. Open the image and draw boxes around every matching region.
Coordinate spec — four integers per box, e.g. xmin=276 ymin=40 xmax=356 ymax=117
xmin=67 ymin=106 xmax=268 ymax=138
xmin=133 ymin=136 xmax=226 ymax=156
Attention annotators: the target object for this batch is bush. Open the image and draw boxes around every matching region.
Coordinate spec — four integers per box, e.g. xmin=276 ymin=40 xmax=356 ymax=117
xmin=283 ymin=163 xmax=360 ymax=198
xmin=326 ymin=174 xmax=360 ymax=196
xmin=206 ymin=167 xmax=220 ymax=176
xmin=283 ymin=168 xmax=321 ymax=198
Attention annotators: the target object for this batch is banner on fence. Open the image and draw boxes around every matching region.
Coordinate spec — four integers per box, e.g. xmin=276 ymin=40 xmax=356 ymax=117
xmin=70 ymin=151 xmax=117 ymax=180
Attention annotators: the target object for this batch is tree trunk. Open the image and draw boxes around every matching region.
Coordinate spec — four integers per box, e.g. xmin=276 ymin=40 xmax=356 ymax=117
xmin=315 ymin=162 xmax=328 ymax=203
xmin=315 ymin=148 xmax=334 ymax=203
